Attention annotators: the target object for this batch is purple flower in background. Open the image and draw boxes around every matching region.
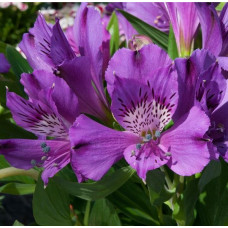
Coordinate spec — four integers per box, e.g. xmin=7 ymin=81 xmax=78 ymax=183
xmin=69 ymin=44 xmax=211 ymax=182
xmin=106 ymin=3 xmax=169 ymax=41
xmin=0 ymin=70 xmax=81 ymax=185
xmin=0 ymin=53 xmax=10 ymax=73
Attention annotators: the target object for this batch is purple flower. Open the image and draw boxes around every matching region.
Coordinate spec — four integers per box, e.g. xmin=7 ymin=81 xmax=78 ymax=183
xmin=69 ymin=44 xmax=211 ymax=182
xmin=0 ymin=53 xmax=10 ymax=73
xmin=19 ymin=3 xmax=112 ymax=124
xmin=0 ymin=70 xmax=81 ymax=185
xmin=174 ymin=48 xmax=228 ymax=161
xmin=165 ymin=3 xmax=199 ymax=57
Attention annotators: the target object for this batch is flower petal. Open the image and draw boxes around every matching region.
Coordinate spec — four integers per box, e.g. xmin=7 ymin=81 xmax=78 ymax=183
xmin=195 ymin=3 xmax=222 ymax=56
xmin=106 ymin=44 xmax=172 ymax=96
xmin=111 ymin=66 xmax=178 ymax=135
xmin=50 ymin=19 xmax=75 ymax=66
xmin=21 ymin=70 xmax=79 ymax=127
xmin=0 ymin=139 xmax=67 ymax=170
xmin=7 ymin=91 xmax=68 ymax=138
xmin=19 ymin=33 xmax=52 ymax=71
xmin=173 ymin=49 xmax=216 ymax=121
xmin=69 ymin=115 xmax=139 ymax=181
xmin=160 ymin=106 xmax=210 ymax=176
xmin=124 ymin=141 xmax=168 ymax=181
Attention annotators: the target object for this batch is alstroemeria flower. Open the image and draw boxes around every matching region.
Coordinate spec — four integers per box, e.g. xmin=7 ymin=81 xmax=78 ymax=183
xmin=0 ymin=70 xmax=81 ymax=185
xmin=69 ymin=44 xmax=211 ymax=182
xmin=174 ymin=49 xmax=227 ymax=160
xmin=19 ymin=3 xmax=111 ymax=123
xmin=0 ymin=53 xmax=10 ymax=73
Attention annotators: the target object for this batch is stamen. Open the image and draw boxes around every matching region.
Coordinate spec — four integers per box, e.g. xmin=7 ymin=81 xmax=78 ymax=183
xmin=145 ymin=133 xmax=152 ymax=140
xmin=31 ymin=159 xmax=37 ymax=166
xmin=155 ymin=130 xmax=161 ymax=138
xmin=131 ymin=150 xmax=135 ymax=157
xmin=42 ymin=146 xmax=50 ymax=154
xmin=41 ymin=156 xmax=47 ymax=161
xmin=136 ymin=143 xmax=141 ymax=150
xmin=40 ymin=142 xmax=47 ymax=148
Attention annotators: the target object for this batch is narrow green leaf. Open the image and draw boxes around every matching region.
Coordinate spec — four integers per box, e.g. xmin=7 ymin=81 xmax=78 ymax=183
xmin=33 ymin=175 xmax=72 ymax=226
xmin=0 ymin=183 xmax=35 ymax=195
xmin=55 ymin=166 xmax=135 ymax=201
xmin=198 ymin=160 xmax=221 ymax=192
xmin=6 ymin=45 xmax=32 ymax=78
xmin=107 ymin=12 xmax=119 ymax=56
xmin=168 ymin=25 xmax=179 ymax=59
xmin=118 ymin=10 xmax=168 ymax=51
xmin=89 ymin=199 xmax=121 ymax=225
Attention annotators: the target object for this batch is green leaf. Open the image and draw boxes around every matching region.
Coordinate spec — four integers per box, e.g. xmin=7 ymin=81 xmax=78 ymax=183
xmin=198 ymin=160 xmax=221 ymax=192
xmin=118 ymin=10 xmax=168 ymax=51
xmin=173 ymin=179 xmax=199 ymax=225
xmin=168 ymin=25 xmax=179 ymax=59
xmin=89 ymin=199 xmax=121 ymax=225
xmin=0 ymin=183 xmax=35 ymax=195
xmin=33 ymin=175 xmax=72 ymax=226
xmin=108 ymin=180 xmax=159 ymax=225
xmin=0 ymin=41 xmax=7 ymax=54
xmin=13 ymin=220 xmax=24 ymax=226
xmin=6 ymin=45 xmax=32 ymax=78
xmin=147 ymin=169 xmax=174 ymax=206
xmin=196 ymin=160 xmax=228 ymax=225
xmin=55 ymin=166 xmax=135 ymax=201
xmin=107 ymin=12 xmax=119 ymax=56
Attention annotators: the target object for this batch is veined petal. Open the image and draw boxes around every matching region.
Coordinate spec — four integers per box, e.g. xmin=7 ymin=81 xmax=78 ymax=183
xmin=65 ymin=26 xmax=80 ymax=55
xmin=219 ymin=3 xmax=228 ymax=56
xmin=195 ymin=63 xmax=226 ymax=115
xmin=21 ymin=70 xmax=79 ymax=127
xmin=106 ymin=44 xmax=172 ymax=96
xmin=195 ymin=3 xmax=222 ymax=56
xmin=160 ymin=106 xmax=210 ymax=176
xmin=111 ymin=66 xmax=178 ymax=135
xmin=7 ymin=91 xmax=68 ymax=138
xmin=0 ymin=53 xmax=10 ymax=73
xmin=70 ymin=115 xmax=139 ymax=182
xmin=59 ymin=57 xmax=109 ymax=122
xmin=165 ymin=3 xmax=199 ymax=56
xmin=29 ymin=13 xmax=54 ymax=67
xmin=124 ymin=141 xmax=168 ymax=181
xmin=41 ymin=141 xmax=71 ymax=185
xmin=173 ymin=49 xmax=216 ymax=121
xmin=50 ymin=19 xmax=75 ymax=66
xmin=0 ymin=139 xmax=67 ymax=170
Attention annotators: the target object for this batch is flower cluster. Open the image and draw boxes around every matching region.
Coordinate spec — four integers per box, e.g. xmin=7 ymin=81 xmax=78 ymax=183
xmin=1 ymin=2 xmax=228 ymax=186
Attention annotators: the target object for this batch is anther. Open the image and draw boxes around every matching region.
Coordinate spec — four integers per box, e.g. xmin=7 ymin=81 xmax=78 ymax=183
xmin=40 ymin=142 xmax=47 ymax=148
xmin=145 ymin=133 xmax=152 ymax=140
xmin=155 ymin=130 xmax=161 ymax=138
xmin=31 ymin=159 xmax=36 ymax=166
xmin=131 ymin=150 xmax=135 ymax=157
xmin=136 ymin=143 xmax=141 ymax=150
xmin=42 ymin=146 xmax=50 ymax=154
xmin=41 ymin=156 xmax=47 ymax=161
xmin=165 ymin=152 xmax=171 ymax=156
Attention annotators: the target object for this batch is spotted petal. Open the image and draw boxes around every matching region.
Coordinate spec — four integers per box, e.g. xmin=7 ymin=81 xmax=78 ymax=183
xmin=21 ymin=70 xmax=79 ymax=127
xmin=111 ymin=66 xmax=178 ymax=135
xmin=124 ymin=141 xmax=168 ymax=181
xmin=7 ymin=91 xmax=68 ymax=138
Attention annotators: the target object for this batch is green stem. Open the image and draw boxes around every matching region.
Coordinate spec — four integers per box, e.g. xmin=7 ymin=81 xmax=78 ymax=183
xmin=83 ymin=200 xmax=91 ymax=226
xmin=160 ymin=166 xmax=173 ymax=190
xmin=0 ymin=167 xmax=39 ymax=180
